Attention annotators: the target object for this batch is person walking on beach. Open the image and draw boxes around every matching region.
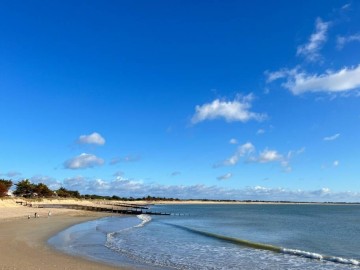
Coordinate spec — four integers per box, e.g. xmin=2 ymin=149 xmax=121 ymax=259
xmin=34 ymin=212 xmax=38 ymax=218
xmin=48 ymin=211 xmax=51 ymax=217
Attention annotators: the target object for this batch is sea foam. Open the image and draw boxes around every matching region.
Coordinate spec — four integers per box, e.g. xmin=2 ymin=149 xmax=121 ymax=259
xmin=134 ymin=214 xmax=152 ymax=228
xmin=281 ymin=248 xmax=360 ymax=266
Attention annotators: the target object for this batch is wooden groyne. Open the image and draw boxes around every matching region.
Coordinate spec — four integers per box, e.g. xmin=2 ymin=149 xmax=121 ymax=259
xmin=97 ymin=202 xmax=149 ymax=210
xmin=16 ymin=200 xmax=187 ymax=216
xmin=31 ymin=203 xmax=172 ymax=216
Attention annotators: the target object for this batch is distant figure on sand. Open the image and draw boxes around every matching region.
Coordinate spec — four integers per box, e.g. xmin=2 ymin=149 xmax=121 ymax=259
xmin=48 ymin=211 xmax=51 ymax=217
xmin=28 ymin=215 xmax=30 ymax=219
xmin=34 ymin=212 xmax=38 ymax=218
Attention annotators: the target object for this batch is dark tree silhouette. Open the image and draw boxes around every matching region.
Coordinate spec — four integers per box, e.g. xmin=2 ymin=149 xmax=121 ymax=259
xmin=34 ymin=183 xmax=54 ymax=197
xmin=13 ymin=179 xmax=36 ymax=197
xmin=56 ymin=187 xmax=81 ymax=198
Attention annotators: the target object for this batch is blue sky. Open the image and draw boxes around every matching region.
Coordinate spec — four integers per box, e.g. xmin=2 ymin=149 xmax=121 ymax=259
xmin=1 ymin=1 xmax=360 ymax=201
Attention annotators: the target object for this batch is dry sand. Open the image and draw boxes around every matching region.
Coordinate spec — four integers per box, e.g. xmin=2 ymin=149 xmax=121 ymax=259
xmin=0 ymin=199 xmax=135 ymax=270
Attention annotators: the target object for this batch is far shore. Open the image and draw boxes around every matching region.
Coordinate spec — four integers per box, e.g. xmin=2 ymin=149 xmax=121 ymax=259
xmin=153 ymin=200 xmax=360 ymax=205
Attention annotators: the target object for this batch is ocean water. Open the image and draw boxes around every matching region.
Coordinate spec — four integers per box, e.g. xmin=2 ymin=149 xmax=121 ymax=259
xmin=48 ymin=204 xmax=360 ymax=269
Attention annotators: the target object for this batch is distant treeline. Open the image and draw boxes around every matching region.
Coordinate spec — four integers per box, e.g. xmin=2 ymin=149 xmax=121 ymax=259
xmin=0 ymin=179 xmax=180 ymax=201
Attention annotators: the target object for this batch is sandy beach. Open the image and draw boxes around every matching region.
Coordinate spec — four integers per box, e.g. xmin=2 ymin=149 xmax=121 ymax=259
xmin=0 ymin=199 xmax=134 ymax=270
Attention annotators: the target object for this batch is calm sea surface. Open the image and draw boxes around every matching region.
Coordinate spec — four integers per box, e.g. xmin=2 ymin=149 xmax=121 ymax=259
xmin=48 ymin=204 xmax=360 ymax=269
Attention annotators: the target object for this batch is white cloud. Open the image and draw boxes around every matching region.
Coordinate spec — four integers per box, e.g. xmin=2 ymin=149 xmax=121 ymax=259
xmin=258 ymin=149 xmax=282 ymax=163
xmin=250 ymin=149 xmax=293 ymax=172
xmin=217 ymin=173 xmax=233 ymax=181
xmin=333 ymin=160 xmax=340 ymax=167
xmin=337 ymin=34 xmax=360 ymax=49
xmin=265 ymin=67 xmax=301 ymax=83
xmin=191 ymin=94 xmax=266 ymax=124
xmin=217 ymin=142 xmax=255 ymax=167
xmin=78 ymin=132 xmax=105 ymax=145
xmin=64 ymin=153 xmax=104 ymax=169
xmin=90 ymin=179 xmax=111 ymax=191
xmin=265 ymin=68 xmax=299 ymax=83
xmin=64 ymin=176 xmax=111 ymax=192
xmin=58 ymin=176 xmax=360 ymax=202
xmin=30 ymin=175 xmax=62 ymax=190
xmin=324 ymin=133 xmax=340 ymax=141
xmin=256 ymin=129 xmax=265 ymax=135
xmin=229 ymin=138 xmax=238 ymax=144
xmin=216 ymin=142 xmax=303 ymax=172
xmin=63 ymin=176 xmax=89 ymax=189
xmin=238 ymin=142 xmax=256 ymax=156
xmin=268 ymin=65 xmax=360 ymax=95
xmin=110 ymin=177 xmax=145 ymax=194
xmin=296 ymin=18 xmax=330 ymax=61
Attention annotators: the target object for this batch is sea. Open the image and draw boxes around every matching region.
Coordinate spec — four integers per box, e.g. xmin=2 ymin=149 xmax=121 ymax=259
xmin=48 ymin=204 xmax=360 ymax=269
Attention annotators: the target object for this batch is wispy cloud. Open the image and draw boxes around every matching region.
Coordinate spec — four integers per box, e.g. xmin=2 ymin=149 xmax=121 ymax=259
xmin=64 ymin=153 xmax=104 ymax=169
xmin=265 ymin=67 xmax=299 ymax=83
xmin=0 ymin=171 xmax=22 ymax=178
xmin=216 ymin=142 xmax=303 ymax=172
xmin=78 ymin=132 xmax=105 ymax=145
xmin=217 ymin=173 xmax=233 ymax=181
xmin=191 ymin=94 xmax=266 ymax=124
xmin=267 ymin=65 xmax=360 ymax=95
xmin=229 ymin=138 xmax=238 ymax=144
xmin=337 ymin=33 xmax=360 ymax=49
xmin=296 ymin=18 xmax=330 ymax=62
xmin=324 ymin=133 xmax=340 ymax=141
xmin=110 ymin=155 xmax=141 ymax=165
xmin=333 ymin=160 xmax=340 ymax=167
xmin=214 ymin=142 xmax=255 ymax=167
xmin=171 ymin=171 xmax=181 ymax=177
xmin=113 ymin=171 xmax=124 ymax=177
xmin=341 ymin=3 xmax=351 ymax=10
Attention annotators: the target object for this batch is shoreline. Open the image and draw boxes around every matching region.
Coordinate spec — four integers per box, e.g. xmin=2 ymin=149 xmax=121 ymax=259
xmin=0 ymin=209 xmax=134 ymax=270
xmin=1 ymin=198 xmax=358 ymax=269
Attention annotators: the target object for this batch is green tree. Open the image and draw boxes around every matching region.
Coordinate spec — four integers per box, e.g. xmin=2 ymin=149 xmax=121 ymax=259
xmin=56 ymin=187 xmax=71 ymax=198
xmin=34 ymin=183 xmax=54 ymax=197
xmin=56 ymin=187 xmax=81 ymax=198
xmin=0 ymin=179 xmax=13 ymax=197
xmin=68 ymin=190 xmax=81 ymax=198
xmin=13 ymin=179 xmax=35 ymax=197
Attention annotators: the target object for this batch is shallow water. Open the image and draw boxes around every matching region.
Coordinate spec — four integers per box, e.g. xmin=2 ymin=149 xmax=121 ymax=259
xmin=49 ymin=204 xmax=360 ymax=269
